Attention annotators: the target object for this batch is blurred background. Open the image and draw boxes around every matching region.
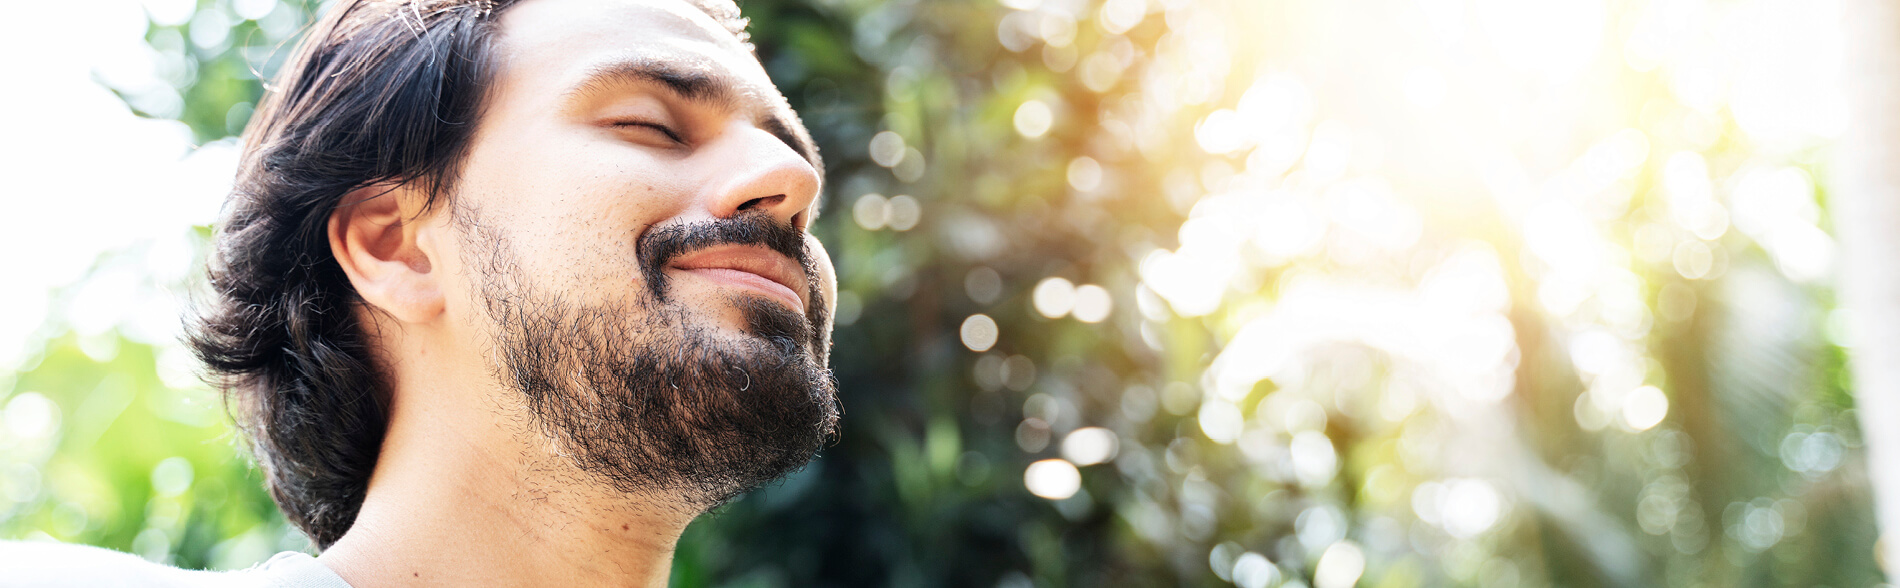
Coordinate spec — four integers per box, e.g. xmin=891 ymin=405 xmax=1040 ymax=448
xmin=0 ymin=0 xmax=1884 ymax=586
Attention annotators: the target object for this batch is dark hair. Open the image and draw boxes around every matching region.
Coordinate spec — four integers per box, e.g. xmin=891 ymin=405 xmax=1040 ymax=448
xmin=188 ymin=0 xmax=750 ymax=549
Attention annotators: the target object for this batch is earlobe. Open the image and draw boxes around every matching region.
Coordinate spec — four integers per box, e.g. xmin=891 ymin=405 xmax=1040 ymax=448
xmin=329 ymin=185 xmax=446 ymax=325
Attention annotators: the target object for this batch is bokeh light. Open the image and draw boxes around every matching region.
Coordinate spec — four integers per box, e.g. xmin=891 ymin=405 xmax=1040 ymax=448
xmin=1023 ymin=458 xmax=1082 ymax=500
xmin=1 ymin=0 xmax=1885 ymax=585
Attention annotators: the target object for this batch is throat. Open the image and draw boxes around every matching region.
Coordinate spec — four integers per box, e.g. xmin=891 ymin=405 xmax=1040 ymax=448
xmin=315 ymin=382 xmax=697 ymax=588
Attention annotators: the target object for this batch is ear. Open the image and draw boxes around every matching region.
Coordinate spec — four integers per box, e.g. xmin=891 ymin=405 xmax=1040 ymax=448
xmin=328 ymin=184 xmax=446 ymax=324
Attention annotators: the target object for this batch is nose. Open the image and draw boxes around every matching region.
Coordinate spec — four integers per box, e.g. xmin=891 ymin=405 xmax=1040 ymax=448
xmin=699 ymin=121 xmax=822 ymax=229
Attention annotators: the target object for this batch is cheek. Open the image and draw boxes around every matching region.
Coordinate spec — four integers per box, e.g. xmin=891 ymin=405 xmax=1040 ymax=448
xmin=458 ymin=121 xmax=697 ymax=250
xmin=454 ymin=172 xmax=687 ymax=291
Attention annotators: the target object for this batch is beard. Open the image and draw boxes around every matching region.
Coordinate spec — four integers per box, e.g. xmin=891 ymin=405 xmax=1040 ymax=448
xmin=456 ymin=207 xmax=840 ymax=510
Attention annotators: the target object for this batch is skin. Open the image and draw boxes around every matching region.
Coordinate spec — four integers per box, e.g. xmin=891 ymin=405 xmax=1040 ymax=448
xmin=315 ymin=0 xmax=835 ymax=585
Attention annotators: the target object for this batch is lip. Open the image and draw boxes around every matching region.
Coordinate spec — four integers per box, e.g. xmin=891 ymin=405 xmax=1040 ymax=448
xmin=667 ymin=244 xmax=807 ymax=315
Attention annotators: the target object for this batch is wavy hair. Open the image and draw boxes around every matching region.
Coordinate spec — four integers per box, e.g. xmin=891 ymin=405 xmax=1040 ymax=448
xmin=187 ymin=0 xmax=749 ymax=549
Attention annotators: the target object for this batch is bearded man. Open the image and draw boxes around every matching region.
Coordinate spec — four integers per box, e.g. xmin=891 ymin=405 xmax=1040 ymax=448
xmin=4 ymin=0 xmax=841 ymax=585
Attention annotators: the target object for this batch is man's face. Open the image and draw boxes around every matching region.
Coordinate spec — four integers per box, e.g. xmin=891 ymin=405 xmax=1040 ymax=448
xmin=440 ymin=0 xmax=838 ymax=505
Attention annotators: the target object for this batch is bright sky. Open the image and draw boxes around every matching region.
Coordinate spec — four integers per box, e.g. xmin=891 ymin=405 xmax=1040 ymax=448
xmin=0 ymin=0 xmax=237 ymax=370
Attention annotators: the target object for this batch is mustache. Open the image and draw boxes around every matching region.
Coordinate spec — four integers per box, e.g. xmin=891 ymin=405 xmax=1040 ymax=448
xmin=637 ymin=211 xmax=814 ymax=303
xmin=636 ymin=212 xmax=829 ymax=358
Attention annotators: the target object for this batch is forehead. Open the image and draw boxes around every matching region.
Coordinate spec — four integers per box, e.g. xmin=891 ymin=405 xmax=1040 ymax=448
xmin=489 ymin=0 xmax=799 ymax=133
xmin=497 ymin=0 xmax=749 ymax=59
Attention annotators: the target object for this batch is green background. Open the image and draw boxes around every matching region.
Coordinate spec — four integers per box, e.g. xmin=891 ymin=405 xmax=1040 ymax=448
xmin=0 ymin=0 xmax=1880 ymax=587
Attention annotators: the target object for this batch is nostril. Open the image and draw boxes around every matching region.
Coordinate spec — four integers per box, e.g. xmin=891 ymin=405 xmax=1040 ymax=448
xmin=737 ymin=194 xmax=787 ymax=212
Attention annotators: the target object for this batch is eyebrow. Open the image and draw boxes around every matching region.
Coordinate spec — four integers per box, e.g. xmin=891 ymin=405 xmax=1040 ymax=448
xmin=565 ymin=57 xmax=822 ymax=170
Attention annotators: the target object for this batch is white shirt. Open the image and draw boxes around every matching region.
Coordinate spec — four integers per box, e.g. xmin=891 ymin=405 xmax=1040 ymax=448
xmin=0 ymin=541 xmax=352 ymax=587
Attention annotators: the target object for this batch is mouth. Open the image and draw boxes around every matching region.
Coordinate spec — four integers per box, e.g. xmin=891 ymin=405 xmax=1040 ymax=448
xmin=667 ymin=244 xmax=808 ymax=316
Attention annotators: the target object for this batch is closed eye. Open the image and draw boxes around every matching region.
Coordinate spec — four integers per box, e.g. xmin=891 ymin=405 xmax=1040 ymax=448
xmin=612 ymin=121 xmax=684 ymax=144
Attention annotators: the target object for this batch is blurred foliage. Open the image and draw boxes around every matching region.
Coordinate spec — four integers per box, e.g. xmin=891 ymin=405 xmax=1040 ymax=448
xmin=0 ymin=0 xmax=1885 ymax=587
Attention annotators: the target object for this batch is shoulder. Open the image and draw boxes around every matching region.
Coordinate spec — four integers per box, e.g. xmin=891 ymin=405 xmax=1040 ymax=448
xmin=0 ymin=541 xmax=246 ymax=588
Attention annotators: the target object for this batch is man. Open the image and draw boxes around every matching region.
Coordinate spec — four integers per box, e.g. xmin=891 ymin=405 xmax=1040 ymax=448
xmin=3 ymin=0 xmax=840 ymax=585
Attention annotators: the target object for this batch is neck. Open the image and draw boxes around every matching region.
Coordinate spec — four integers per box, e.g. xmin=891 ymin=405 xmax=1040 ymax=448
xmin=317 ymin=374 xmax=699 ymax=588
